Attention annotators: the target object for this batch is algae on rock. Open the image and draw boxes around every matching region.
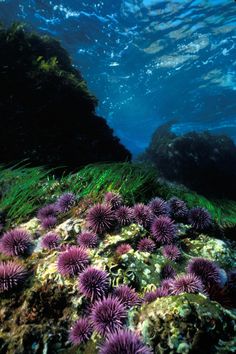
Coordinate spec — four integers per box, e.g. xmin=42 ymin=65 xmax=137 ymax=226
xmin=133 ymin=293 xmax=236 ymax=354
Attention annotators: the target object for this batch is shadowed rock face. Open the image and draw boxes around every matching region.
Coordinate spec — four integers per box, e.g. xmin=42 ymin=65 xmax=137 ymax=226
xmin=141 ymin=121 xmax=236 ymax=199
xmin=0 ymin=24 xmax=131 ymax=170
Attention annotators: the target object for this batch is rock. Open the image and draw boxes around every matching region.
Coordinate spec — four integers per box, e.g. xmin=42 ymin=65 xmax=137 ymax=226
xmin=20 ymin=218 xmax=40 ymax=235
xmin=132 ymin=293 xmax=236 ymax=354
xmin=184 ymin=234 xmax=236 ymax=269
xmin=55 ymin=218 xmax=84 ymax=240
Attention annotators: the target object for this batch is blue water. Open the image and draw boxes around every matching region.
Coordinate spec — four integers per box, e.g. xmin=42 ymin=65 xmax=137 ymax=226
xmin=0 ymin=0 xmax=235 ymax=155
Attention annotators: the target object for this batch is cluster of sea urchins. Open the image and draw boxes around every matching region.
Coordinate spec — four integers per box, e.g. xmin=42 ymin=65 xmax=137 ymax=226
xmin=143 ymin=257 xmax=233 ymax=307
xmin=37 ymin=192 xmax=76 ymax=229
xmin=85 ymin=193 xmax=212 ymax=256
xmin=61 ymin=250 xmax=147 ymax=349
xmin=0 ymin=229 xmax=32 ymax=293
xmin=1 ymin=189 xmax=235 ymax=353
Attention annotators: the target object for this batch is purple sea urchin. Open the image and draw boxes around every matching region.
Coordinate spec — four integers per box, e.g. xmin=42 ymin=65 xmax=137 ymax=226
xmin=137 ymin=238 xmax=156 ymax=253
xmin=41 ymin=232 xmax=60 ymax=250
xmin=116 ymin=244 xmax=132 ymax=256
xmin=57 ymin=246 xmax=89 ymax=277
xmin=41 ymin=216 xmax=57 ymax=230
xmin=161 ymin=264 xmax=176 ymax=280
xmin=0 ymin=228 xmax=32 ymax=257
xmin=104 ymin=192 xmax=123 ymax=210
xmin=113 ymin=285 xmax=140 ymax=308
xmin=132 ymin=203 xmax=153 ymax=229
xmin=115 ymin=206 xmax=133 ymax=226
xmin=37 ymin=203 xmax=57 ymax=221
xmin=143 ymin=287 xmax=168 ymax=303
xmin=160 ymin=279 xmax=173 ymax=293
xmin=168 ymin=197 xmax=188 ymax=221
xmin=162 ymin=245 xmax=181 ymax=261
xmin=187 ymin=257 xmax=222 ymax=286
xmin=56 ymin=192 xmax=76 ymax=213
xmin=79 ymin=267 xmax=110 ymax=301
xmin=86 ymin=204 xmax=115 ymax=234
xmin=99 ymin=329 xmax=152 ymax=354
xmin=90 ymin=296 xmax=126 ymax=336
xmin=151 ymin=216 xmax=176 ymax=245
xmin=148 ymin=197 xmax=170 ymax=217
xmin=188 ymin=207 xmax=212 ymax=231
xmin=143 ymin=290 xmax=159 ymax=303
xmin=77 ymin=232 xmax=98 ymax=249
xmin=0 ymin=261 xmax=28 ymax=293
xmin=69 ymin=317 xmax=93 ymax=346
xmin=155 ymin=286 xmax=169 ymax=297
xmin=169 ymin=273 xmax=204 ymax=295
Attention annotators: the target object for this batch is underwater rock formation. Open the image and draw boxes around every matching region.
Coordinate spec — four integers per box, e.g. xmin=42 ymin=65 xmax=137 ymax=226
xmin=141 ymin=121 xmax=236 ymax=199
xmin=0 ymin=189 xmax=236 ymax=353
xmin=133 ymin=294 xmax=236 ymax=354
xmin=0 ymin=24 xmax=131 ymax=170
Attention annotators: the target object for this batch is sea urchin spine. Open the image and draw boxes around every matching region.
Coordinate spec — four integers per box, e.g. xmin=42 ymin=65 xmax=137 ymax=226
xmin=162 ymin=244 xmax=181 ymax=261
xmin=169 ymin=273 xmax=204 ymax=295
xmin=115 ymin=206 xmax=133 ymax=226
xmin=187 ymin=257 xmax=222 ymax=286
xmin=86 ymin=204 xmax=115 ymax=234
xmin=113 ymin=285 xmax=140 ymax=308
xmin=56 ymin=192 xmax=76 ymax=213
xmin=188 ymin=207 xmax=212 ymax=231
xmin=79 ymin=267 xmax=110 ymax=301
xmin=99 ymin=329 xmax=152 ymax=354
xmin=151 ymin=216 xmax=176 ymax=245
xmin=104 ymin=192 xmax=123 ymax=210
xmin=57 ymin=246 xmax=89 ymax=277
xmin=41 ymin=232 xmax=60 ymax=250
xmin=148 ymin=197 xmax=170 ymax=217
xmin=90 ymin=296 xmax=126 ymax=336
xmin=77 ymin=231 xmax=98 ymax=249
xmin=69 ymin=317 xmax=93 ymax=346
xmin=0 ymin=228 xmax=32 ymax=257
xmin=137 ymin=238 xmax=156 ymax=253
xmin=132 ymin=203 xmax=153 ymax=229
xmin=0 ymin=260 xmax=28 ymax=293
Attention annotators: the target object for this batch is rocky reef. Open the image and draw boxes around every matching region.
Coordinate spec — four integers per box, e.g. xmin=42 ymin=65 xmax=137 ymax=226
xmin=0 ymin=186 xmax=235 ymax=354
xmin=0 ymin=24 xmax=131 ymax=170
xmin=141 ymin=121 xmax=236 ymax=200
